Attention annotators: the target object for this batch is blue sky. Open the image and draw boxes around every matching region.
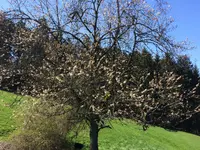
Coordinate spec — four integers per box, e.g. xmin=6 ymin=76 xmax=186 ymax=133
xmin=1 ymin=0 xmax=200 ymax=68
xmin=167 ymin=0 xmax=200 ymax=68
xmin=1 ymin=0 xmax=9 ymax=9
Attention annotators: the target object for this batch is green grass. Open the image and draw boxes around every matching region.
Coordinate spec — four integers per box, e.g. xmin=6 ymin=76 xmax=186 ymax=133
xmin=0 ymin=90 xmax=22 ymax=140
xmin=1 ymin=90 xmax=200 ymax=149
xmin=76 ymin=120 xmax=200 ymax=150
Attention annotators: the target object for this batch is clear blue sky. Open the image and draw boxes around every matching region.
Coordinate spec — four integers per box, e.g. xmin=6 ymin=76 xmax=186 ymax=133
xmin=1 ymin=0 xmax=200 ymax=68
xmin=167 ymin=0 xmax=200 ymax=68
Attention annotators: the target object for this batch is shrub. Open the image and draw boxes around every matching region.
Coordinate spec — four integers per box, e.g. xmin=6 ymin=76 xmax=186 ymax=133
xmin=9 ymin=97 xmax=74 ymax=150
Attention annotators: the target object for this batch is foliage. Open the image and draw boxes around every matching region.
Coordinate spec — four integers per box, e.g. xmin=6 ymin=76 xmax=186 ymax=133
xmin=10 ymin=97 xmax=74 ymax=150
xmin=0 ymin=12 xmax=15 ymax=65
xmin=0 ymin=0 xmax=198 ymax=149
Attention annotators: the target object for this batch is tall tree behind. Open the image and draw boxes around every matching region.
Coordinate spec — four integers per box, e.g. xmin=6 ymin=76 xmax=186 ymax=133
xmin=4 ymin=0 xmax=196 ymax=149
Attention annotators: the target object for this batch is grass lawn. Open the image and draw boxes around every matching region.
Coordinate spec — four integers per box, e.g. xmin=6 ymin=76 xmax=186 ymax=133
xmin=76 ymin=120 xmax=200 ymax=150
xmin=0 ymin=90 xmax=22 ymax=140
xmin=1 ymin=90 xmax=200 ymax=149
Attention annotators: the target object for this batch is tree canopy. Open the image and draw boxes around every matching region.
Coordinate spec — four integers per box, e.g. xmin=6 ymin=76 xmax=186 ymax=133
xmin=0 ymin=0 xmax=199 ymax=150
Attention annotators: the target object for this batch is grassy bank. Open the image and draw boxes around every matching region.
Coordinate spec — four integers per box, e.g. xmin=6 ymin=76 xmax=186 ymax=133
xmin=76 ymin=120 xmax=200 ymax=150
xmin=1 ymin=90 xmax=200 ymax=149
xmin=0 ymin=91 xmax=22 ymax=140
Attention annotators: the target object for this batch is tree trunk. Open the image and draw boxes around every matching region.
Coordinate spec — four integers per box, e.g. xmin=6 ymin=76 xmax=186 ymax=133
xmin=90 ymin=120 xmax=99 ymax=150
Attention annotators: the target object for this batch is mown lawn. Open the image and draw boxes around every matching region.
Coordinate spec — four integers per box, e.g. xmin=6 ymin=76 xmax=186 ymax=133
xmin=1 ymin=90 xmax=200 ymax=149
xmin=0 ymin=90 xmax=22 ymax=140
xmin=76 ymin=120 xmax=200 ymax=150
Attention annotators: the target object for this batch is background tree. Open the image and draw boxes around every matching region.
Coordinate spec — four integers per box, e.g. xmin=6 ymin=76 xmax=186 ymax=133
xmin=0 ymin=12 xmax=20 ymax=92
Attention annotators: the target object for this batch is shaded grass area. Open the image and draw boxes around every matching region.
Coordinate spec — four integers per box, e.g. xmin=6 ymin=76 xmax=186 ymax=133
xmin=0 ymin=90 xmax=22 ymax=140
xmin=75 ymin=120 xmax=200 ymax=150
xmin=1 ymin=90 xmax=200 ymax=149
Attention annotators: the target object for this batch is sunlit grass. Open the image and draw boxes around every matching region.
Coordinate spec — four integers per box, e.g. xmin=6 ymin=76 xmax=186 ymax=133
xmin=75 ymin=120 xmax=200 ymax=150
xmin=1 ymin=90 xmax=200 ymax=150
xmin=0 ymin=90 xmax=22 ymax=140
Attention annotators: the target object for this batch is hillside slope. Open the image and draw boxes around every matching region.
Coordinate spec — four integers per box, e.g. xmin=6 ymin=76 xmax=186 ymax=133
xmin=0 ymin=90 xmax=22 ymax=140
xmin=1 ymin=91 xmax=200 ymax=149
xmin=77 ymin=120 xmax=200 ymax=150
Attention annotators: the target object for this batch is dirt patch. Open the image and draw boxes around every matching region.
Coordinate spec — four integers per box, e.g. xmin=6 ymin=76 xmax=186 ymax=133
xmin=0 ymin=142 xmax=11 ymax=150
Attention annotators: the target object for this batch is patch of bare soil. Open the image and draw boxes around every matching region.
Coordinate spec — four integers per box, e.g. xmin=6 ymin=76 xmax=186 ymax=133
xmin=0 ymin=142 xmax=11 ymax=150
